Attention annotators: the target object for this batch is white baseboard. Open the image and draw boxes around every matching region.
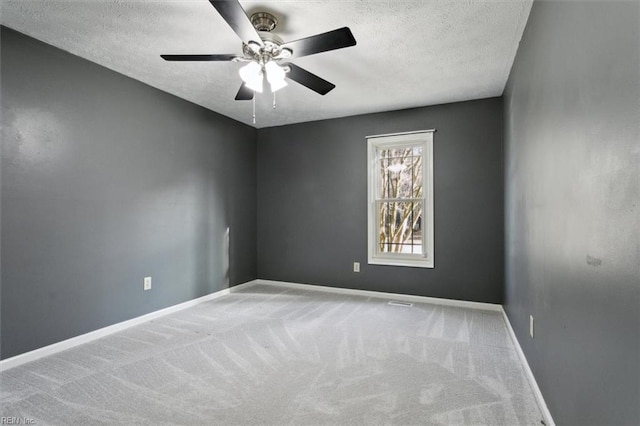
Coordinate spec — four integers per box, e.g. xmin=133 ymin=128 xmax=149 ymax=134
xmin=501 ymin=307 xmax=555 ymax=426
xmin=0 ymin=280 xmax=258 ymax=371
xmin=253 ymin=279 xmax=502 ymax=312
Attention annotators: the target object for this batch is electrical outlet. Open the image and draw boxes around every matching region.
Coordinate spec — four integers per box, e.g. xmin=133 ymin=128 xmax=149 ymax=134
xmin=143 ymin=277 xmax=152 ymax=291
xmin=353 ymin=262 xmax=360 ymax=272
xmin=530 ymin=315 xmax=534 ymax=338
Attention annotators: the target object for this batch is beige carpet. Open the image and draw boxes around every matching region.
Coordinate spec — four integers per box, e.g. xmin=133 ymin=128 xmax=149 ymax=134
xmin=0 ymin=283 xmax=544 ymax=425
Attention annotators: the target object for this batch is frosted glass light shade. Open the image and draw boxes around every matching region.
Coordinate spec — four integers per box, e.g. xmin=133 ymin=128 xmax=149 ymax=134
xmin=265 ymin=61 xmax=288 ymax=92
xmin=239 ymin=61 xmax=263 ymax=93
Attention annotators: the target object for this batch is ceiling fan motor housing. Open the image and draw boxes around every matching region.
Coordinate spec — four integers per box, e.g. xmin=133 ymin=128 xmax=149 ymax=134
xmin=250 ymin=12 xmax=277 ymax=32
xmin=242 ymin=13 xmax=291 ymax=63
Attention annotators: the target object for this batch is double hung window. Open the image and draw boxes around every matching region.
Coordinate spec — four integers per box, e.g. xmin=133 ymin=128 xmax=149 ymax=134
xmin=367 ymin=130 xmax=434 ymax=268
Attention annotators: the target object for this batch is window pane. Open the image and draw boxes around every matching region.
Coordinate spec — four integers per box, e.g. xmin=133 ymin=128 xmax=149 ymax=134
xmin=411 ymin=202 xmax=423 ymax=254
xmin=397 ymin=165 xmax=414 ymax=198
xmin=377 ymin=201 xmax=423 ymax=255
xmin=377 ymin=145 xmax=423 ymax=200
xmin=379 ymin=158 xmax=389 ymax=198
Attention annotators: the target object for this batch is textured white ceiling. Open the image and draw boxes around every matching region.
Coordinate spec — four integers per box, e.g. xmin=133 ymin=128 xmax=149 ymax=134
xmin=2 ymin=0 xmax=532 ymax=128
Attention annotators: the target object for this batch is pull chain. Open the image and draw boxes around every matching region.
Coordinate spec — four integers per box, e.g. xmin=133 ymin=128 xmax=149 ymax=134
xmin=273 ymin=91 xmax=276 ymax=109
xmin=252 ymin=94 xmax=256 ymax=125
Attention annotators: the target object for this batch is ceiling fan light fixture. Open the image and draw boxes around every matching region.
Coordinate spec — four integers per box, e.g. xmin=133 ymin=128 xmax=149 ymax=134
xmin=265 ymin=61 xmax=288 ymax=92
xmin=239 ymin=61 xmax=263 ymax=92
xmin=269 ymin=78 xmax=288 ymax=92
xmin=162 ymin=0 xmax=357 ymax=106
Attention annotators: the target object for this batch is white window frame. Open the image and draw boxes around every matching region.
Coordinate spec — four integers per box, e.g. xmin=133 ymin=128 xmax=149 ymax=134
xmin=367 ymin=130 xmax=434 ymax=268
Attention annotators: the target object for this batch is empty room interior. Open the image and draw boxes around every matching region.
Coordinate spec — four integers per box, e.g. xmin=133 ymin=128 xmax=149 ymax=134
xmin=1 ymin=0 xmax=638 ymax=425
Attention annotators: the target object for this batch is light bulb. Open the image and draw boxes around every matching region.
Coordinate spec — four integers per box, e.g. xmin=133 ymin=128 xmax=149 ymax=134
xmin=265 ymin=61 xmax=288 ymax=92
xmin=239 ymin=61 xmax=263 ymax=93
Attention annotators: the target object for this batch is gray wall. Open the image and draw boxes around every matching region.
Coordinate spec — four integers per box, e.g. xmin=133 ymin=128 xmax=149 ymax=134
xmin=503 ymin=1 xmax=640 ymax=424
xmin=1 ymin=27 xmax=257 ymax=359
xmin=257 ymin=98 xmax=504 ymax=303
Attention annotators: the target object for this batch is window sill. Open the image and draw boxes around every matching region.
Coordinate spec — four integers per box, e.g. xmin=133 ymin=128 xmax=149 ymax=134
xmin=368 ymin=257 xmax=434 ymax=269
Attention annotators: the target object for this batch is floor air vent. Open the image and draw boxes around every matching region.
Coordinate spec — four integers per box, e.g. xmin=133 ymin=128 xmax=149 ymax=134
xmin=387 ymin=301 xmax=413 ymax=307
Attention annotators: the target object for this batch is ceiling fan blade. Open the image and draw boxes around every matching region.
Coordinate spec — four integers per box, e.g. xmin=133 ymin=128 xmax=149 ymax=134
xmin=161 ymin=54 xmax=238 ymax=61
xmin=281 ymin=27 xmax=356 ymax=58
xmin=285 ymin=63 xmax=336 ymax=95
xmin=209 ymin=0 xmax=263 ymax=46
xmin=235 ymin=83 xmax=254 ymax=101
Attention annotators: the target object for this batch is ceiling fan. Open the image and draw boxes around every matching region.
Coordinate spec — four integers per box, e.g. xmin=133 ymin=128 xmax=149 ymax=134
xmin=161 ymin=0 xmax=357 ymax=101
